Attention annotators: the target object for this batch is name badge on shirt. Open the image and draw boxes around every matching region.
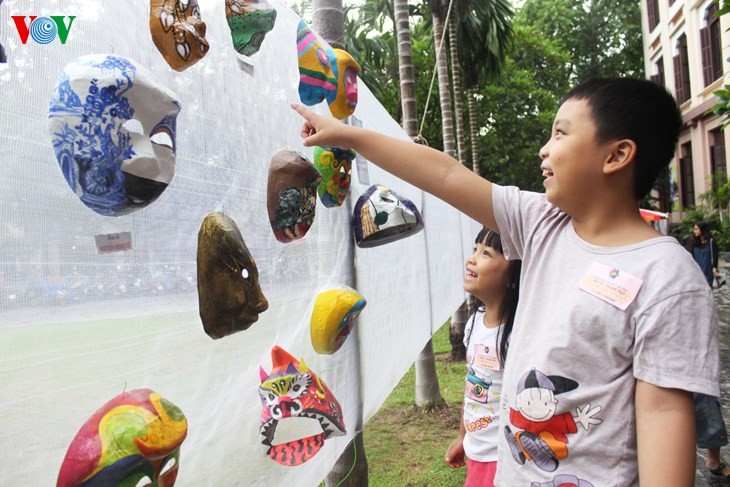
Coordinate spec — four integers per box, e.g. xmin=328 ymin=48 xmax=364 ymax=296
xmin=578 ymin=261 xmax=642 ymax=310
xmin=473 ymin=343 xmax=501 ymax=371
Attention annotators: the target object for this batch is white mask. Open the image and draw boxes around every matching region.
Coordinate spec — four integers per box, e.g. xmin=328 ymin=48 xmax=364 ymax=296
xmin=49 ymin=54 xmax=181 ymax=216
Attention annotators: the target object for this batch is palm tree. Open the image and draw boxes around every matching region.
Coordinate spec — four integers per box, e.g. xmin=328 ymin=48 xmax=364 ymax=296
xmin=457 ymin=0 xmax=513 ymax=174
xmin=394 ymin=0 xmax=418 ymax=136
xmin=430 ymin=0 xmax=512 ymax=360
xmin=427 ymin=0 xmax=456 ymax=158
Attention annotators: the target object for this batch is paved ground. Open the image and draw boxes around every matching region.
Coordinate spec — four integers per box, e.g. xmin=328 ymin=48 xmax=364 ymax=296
xmin=695 ymin=271 xmax=730 ymax=486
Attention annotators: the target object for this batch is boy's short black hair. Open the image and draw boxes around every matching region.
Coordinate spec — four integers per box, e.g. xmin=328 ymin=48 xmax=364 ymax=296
xmin=561 ymin=78 xmax=683 ymax=200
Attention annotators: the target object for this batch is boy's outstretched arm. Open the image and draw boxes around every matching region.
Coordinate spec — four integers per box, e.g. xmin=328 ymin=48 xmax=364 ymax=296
xmin=292 ymin=103 xmax=498 ymax=232
xmin=635 ymin=380 xmax=695 ymax=486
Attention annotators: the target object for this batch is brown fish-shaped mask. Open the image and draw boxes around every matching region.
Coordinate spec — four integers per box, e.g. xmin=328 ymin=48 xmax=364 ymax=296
xmin=197 ymin=212 xmax=268 ymax=339
xmin=267 ymin=150 xmax=321 ymax=243
xmin=150 ymin=0 xmax=210 ymax=71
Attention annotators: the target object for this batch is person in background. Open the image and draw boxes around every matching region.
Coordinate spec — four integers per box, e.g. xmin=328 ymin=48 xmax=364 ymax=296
xmin=687 ymin=220 xmax=730 ymax=479
xmin=688 ymin=221 xmax=724 ymax=288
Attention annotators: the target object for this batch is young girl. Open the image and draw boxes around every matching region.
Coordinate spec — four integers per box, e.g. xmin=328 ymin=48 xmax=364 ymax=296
xmin=444 ymin=227 xmax=521 ymax=487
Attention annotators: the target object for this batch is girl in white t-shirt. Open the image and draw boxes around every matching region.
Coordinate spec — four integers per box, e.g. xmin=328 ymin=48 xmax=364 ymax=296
xmin=445 ymin=227 xmax=521 ymax=487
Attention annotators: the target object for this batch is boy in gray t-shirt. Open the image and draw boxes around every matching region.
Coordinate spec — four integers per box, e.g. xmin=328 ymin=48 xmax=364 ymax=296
xmin=292 ymin=78 xmax=719 ymax=485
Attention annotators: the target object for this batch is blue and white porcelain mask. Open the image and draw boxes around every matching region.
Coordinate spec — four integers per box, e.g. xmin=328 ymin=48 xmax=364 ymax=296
xmin=49 ymin=54 xmax=181 ymax=216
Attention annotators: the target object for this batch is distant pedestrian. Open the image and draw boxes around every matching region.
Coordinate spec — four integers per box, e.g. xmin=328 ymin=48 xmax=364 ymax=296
xmin=444 ymin=227 xmax=521 ymax=487
xmin=687 ymin=221 xmax=730 ymax=479
xmin=688 ymin=221 xmax=724 ymax=288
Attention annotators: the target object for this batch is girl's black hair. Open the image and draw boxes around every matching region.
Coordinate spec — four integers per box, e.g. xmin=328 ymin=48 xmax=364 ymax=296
xmin=470 ymin=227 xmax=521 ymax=368
xmin=694 ymin=221 xmax=712 ymax=244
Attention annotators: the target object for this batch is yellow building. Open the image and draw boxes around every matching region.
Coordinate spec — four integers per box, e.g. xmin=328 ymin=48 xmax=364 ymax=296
xmin=641 ymin=0 xmax=730 ymax=219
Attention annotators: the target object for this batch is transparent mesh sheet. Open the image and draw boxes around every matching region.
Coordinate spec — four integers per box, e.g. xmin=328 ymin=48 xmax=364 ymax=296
xmin=0 ymin=1 xmax=471 ymax=484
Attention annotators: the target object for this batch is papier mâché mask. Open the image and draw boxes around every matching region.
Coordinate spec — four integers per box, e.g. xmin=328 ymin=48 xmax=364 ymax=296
xmin=57 ymin=388 xmax=187 ymax=487
xmin=197 ymin=211 xmax=269 ymax=339
xmin=49 ymin=54 xmax=180 ymax=216
xmin=259 ymin=346 xmax=346 ymax=466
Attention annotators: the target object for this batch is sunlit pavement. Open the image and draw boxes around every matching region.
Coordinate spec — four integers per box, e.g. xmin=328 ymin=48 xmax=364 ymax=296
xmin=696 ymin=274 xmax=730 ymax=486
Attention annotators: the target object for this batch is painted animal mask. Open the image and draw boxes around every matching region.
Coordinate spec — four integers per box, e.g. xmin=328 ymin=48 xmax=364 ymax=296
xmin=225 ymin=0 xmax=277 ymax=56
xmin=329 ymin=49 xmax=360 ymax=119
xmin=57 ymin=388 xmax=187 ymax=487
xmin=197 ymin=212 xmax=269 ymax=339
xmin=310 ymin=287 xmax=366 ymax=355
xmin=313 ymin=146 xmax=355 ymax=208
xmin=150 ymin=0 xmax=209 ymax=71
xmin=296 ymin=21 xmax=360 ymax=120
xmin=296 ymin=20 xmax=337 ymax=107
xmin=49 ymin=54 xmax=180 ymax=217
xmin=259 ymin=346 xmax=346 ymax=466
xmin=353 ymin=184 xmax=424 ymax=248
xmin=267 ymin=150 xmax=321 ymax=243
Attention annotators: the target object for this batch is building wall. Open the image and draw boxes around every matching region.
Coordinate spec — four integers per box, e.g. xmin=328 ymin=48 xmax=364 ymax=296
xmin=641 ymin=0 xmax=730 ymax=221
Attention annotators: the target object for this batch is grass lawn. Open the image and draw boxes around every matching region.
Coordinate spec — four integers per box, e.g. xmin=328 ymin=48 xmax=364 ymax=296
xmin=363 ymin=321 xmax=467 ymax=486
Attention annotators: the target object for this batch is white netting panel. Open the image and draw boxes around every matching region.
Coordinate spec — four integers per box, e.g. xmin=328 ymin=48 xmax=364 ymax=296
xmin=0 ymin=1 xmax=475 ymax=484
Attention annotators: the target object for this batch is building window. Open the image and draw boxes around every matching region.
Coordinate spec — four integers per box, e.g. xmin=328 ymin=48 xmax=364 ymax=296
xmin=711 ymin=128 xmax=727 ymax=181
xmin=680 ymin=142 xmax=695 ymax=208
xmin=673 ymin=34 xmax=691 ymax=104
xmin=701 ymin=2 xmax=723 ymax=86
xmin=650 ymin=57 xmax=665 ymax=86
xmin=647 ymin=0 xmax=660 ymax=31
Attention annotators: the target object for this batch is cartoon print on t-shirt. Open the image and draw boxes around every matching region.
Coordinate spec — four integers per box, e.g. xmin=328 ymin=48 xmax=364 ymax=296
xmin=503 ymin=368 xmax=602 ymax=472
xmin=465 ymin=338 xmax=500 ymax=406
xmin=530 ymin=474 xmax=595 ymax=487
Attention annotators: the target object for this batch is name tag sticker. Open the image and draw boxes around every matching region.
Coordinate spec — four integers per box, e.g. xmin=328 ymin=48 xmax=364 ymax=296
xmin=474 ymin=343 xmax=501 ymax=371
xmin=578 ymin=261 xmax=642 ymax=310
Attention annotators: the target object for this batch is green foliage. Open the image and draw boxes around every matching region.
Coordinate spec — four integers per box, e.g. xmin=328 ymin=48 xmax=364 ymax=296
xmin=518 ymin=0 xmax=644 ymax=83
xmin=474 ymin=25 xmax=571 ymax=190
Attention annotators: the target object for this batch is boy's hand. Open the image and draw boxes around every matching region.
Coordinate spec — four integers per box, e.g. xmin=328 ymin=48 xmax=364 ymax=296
xmin=444 ymin=435 xmax=466 ymax=468
xmin=291 ymin=103 xmax=352 ymax=149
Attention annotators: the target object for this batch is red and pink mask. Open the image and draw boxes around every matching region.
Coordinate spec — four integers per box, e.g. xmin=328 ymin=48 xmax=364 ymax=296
xmin=258 ymin=346 xmax=346 ymax=466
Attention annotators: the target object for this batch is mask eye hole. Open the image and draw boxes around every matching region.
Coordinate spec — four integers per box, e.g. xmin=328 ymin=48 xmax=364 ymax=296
xmin=160 ymin=457 xmax=177 ymax=477
xmin=151 ymin=130 xmax=174 ymax=150
xmin=241 ymin=268 xmax=250 ymax=280
xmin=134 ymin=476 xmax=153 ymax=487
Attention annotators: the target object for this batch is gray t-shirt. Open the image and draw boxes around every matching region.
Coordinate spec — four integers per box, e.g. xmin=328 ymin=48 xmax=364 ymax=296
xmin=492 ymin=184 xmax=720 ymax=486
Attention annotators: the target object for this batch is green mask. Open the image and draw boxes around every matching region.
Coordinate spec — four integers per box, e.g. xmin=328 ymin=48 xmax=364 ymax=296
xmin=225 ymin=0 xmax=277 ymax=57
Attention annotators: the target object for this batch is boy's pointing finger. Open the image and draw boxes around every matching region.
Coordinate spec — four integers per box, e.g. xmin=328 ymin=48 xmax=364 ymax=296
xmin=290 ymin=102 xmax=312 ymax=119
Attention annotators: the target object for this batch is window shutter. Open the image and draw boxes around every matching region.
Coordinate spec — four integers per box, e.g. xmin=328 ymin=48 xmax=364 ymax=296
xmin=673 ymin=54 xmax=686 ymax=103
xmin=701 ymin=27 xmax=713 ymax=86
xmin=647 ymin=0 xmax=658 ymax=31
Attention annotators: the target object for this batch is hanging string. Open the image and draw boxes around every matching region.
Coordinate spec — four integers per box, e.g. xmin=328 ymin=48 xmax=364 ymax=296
xmin=334 ymin=437 xmax=357 ymax=487
xmin=418 ymin=0 xmax=457 ymax=140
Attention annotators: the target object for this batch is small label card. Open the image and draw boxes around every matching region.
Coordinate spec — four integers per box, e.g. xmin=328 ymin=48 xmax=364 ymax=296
xmin=578 ymin=261 xmax=642 ymax=310
xmin=95 ymin=232 xmax=133 ymax=254
xmin=350 ymin=116 xmax=370 ymax=185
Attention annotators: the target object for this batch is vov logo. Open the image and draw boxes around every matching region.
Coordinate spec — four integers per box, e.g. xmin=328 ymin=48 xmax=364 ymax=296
xmin=11 ymin=16 xmax=76 ymax=45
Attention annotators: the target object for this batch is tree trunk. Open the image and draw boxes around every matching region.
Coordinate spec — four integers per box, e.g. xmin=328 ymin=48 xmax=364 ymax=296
xmin=415 ymin=338 xmax=447 ymax=410
xmin=324 ymin=432 xmax=369 ymax=487
xmin=313 ymin=2 xmax=368 ymax=484
xmin=449 ymin=299 xmax=468 ymax=361
xmin=394 ymin=0 xmax=418 ymax=137
xmin=432 ymin=5 xmax=456 ymax=157
xmin=312 ymin=0 xmax=345 ymax=49
xmin=467 ymin=87 xmax=480 ymax=174
xmin=448 ymin=12 xmax=466 ymax=165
